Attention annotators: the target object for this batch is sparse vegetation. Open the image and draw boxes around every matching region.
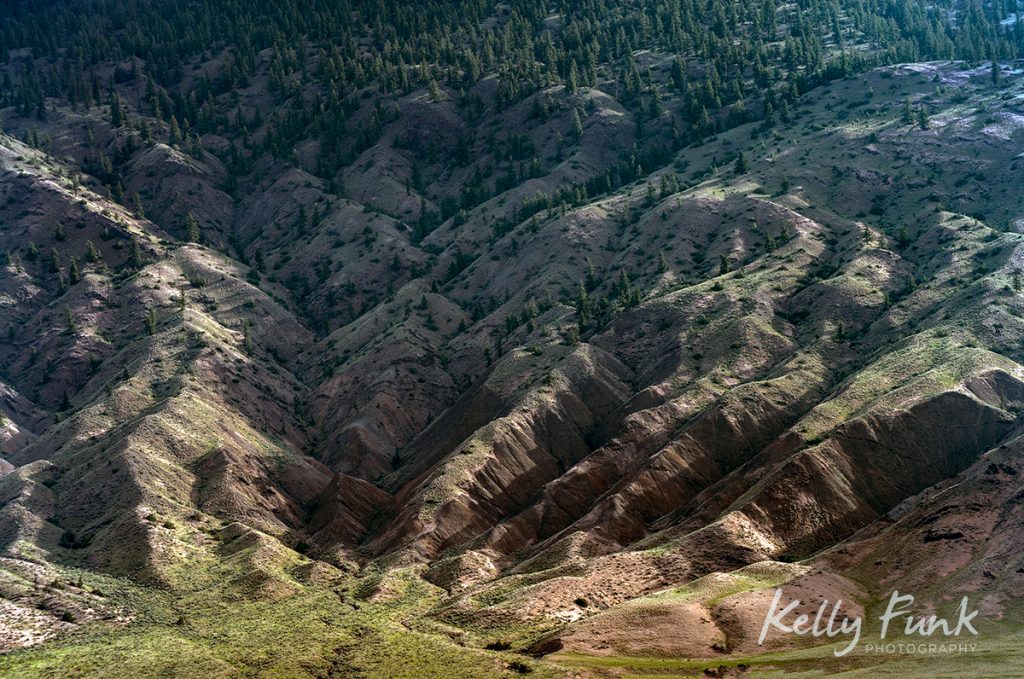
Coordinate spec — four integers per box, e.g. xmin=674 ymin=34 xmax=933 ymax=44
xmin=0 ymin=1 xmax=1021 ymax=677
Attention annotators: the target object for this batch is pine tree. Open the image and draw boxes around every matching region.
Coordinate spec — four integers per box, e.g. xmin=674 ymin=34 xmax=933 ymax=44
xmin=243 ymin=323 xmax=254 ymax=355
xmin=584 ymin=258 xmax=597 ymax=292
xmin=146 ymin=307 xmax=157 ymax=335
xmin=897 ymin=225 xmax=910 ymax=247
xmin=616 ymin=269 xmax=632 ymax=301
xmin=169 ymin=116 xmax=181 ymax=146
xmin=734 ymin=152 xmax=748 ymax=174
xmin=109 ymin=94 xmax=123 ymax=127
xmin=566 ymin=61 xmax=579 ymax=94
xmin=570 ymin=108 xmax=583 ymax=139
xmin=575 ymin=280 xmax=591 ymax=322
xmin=86 ymin=240 xmax=102 ymax=263
xmin=185 ymin=213 xmax=201 ymax=243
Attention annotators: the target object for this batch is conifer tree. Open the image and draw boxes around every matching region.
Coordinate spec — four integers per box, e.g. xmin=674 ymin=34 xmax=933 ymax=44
xmin=109 ymin=94 xmax=123 ymax=127
xmin=169 ymin=116 xmax=181 ymax=146
xmin=734 ymin=152 xmax=748 ymax=175
xmin=243 ymin=322 xmax=254 ymax=355
xmin=570 ymin=108 xmax=583 ymax=140
xmin=86 ymin=240 xmax=101 ymax=263
xmin=902 ymin=96 xmax=914 ymax=125
xmin=185 ymin=213 xmax=201 ymax=243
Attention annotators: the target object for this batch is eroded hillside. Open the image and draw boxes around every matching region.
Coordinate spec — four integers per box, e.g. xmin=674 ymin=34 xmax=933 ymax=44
xmin=1 ymin=2 xmax=1023 ymax=673
xmin=0 ymin=0 xmax=1019 ymax=671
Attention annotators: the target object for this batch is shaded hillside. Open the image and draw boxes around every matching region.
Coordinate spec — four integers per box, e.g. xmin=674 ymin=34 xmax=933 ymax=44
xmin=0 ymin=0 xmax=1023 ymax=675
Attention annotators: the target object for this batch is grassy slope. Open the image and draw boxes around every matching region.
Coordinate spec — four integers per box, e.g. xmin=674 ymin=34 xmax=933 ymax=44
xmin=0 ymin=558 xmax=570 ymax=678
